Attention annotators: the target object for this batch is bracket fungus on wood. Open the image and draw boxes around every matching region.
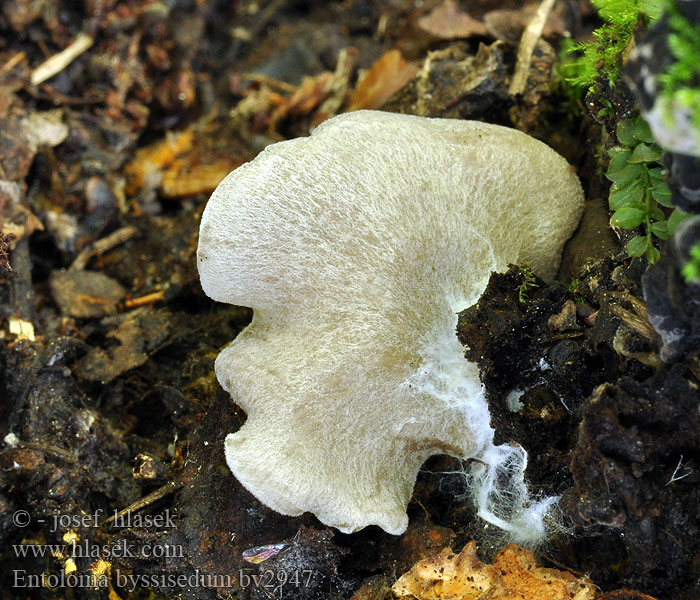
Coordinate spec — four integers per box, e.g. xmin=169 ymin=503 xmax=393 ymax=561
xmin=197 ymin=110 xmax=584 ymax=541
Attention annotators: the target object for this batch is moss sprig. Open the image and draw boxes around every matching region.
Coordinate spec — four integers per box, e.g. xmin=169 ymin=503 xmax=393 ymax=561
xmin=682 ymin=243 xmax=700 ymax=283
xmin=517 ymin=264 xmax=538 ymax=304
xmin=564 ymin=0 xmax=663 ymax=92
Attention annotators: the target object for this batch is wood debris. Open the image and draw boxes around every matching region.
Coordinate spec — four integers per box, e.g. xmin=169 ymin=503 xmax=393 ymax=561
xmin=231 ymin=48 xmax=416 ymax=132
xmin=383 ymin=42 xmax=509 ymax=119
xmin=0 ymin=231 xmax=14 ymax=283
xmin=0 ymin=1 xmax=694 ymax=598
xmin=7 ymin=315 xmax=35 ymax=341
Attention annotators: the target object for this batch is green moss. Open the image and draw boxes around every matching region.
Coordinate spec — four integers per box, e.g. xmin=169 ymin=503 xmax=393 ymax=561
xmin=517 ymin=264 xmax=538 ymax=304
xmin=682 ymin=243 xmax=700 ymax=283
xmin=565 ymin=0 xmax=663 ymax=92
xmin=567 ymin=278 xmax=586 ymax=304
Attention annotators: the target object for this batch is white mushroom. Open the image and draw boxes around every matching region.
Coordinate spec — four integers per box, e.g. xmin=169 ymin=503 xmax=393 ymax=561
xmin=197 ymin=110 xmax=584 ymax=541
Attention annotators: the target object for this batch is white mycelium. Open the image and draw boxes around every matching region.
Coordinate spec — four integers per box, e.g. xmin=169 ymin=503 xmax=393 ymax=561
xmin=197 ymin=110 xmax=584 ymax=544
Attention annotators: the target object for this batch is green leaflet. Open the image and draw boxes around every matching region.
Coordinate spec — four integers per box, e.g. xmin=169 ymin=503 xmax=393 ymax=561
xmin=606 ymin=115 xmax=673 ymax=265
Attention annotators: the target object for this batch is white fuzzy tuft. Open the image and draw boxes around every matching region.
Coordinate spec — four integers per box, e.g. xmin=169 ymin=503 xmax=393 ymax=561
xmin=470 ymin=444 xmax=563 ymax=547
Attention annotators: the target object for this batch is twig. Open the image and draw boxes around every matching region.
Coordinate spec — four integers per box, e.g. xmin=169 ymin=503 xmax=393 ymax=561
xmin=103 ymin=480 xmax=183 ymax=526
xmin=601 ymin=591 xmax=658 ymax=600
xmin=1 ymin=52 xmax=26 ymax=74
xmin=124 ymin=290 xmax=166 ymax=309
xmin=69 ymin=226 xmax=139 ymax=271
xmin=31 ymin=32 xmax=94 ymax=86
xmin=415 ymin=53 xmax=433 ymax=117
xmin=238 ymin=73 xmax=297 ymax=93
xmin=2 ymin=435 xmax=79 ymax=463
xmin=25 ymin=85 xmax=105 ymax=107
xmin=21 ymin=441 xmax=79 ymax=464
xmin=509 ymin=0 xmax=556 ymax=95
xmin=687 ymin=356 xmax=700 ymax=383
xmin=9 ymin=237 xmax=34 ymax=326
xmin=666 ymin=455 xmax=693 ymax=486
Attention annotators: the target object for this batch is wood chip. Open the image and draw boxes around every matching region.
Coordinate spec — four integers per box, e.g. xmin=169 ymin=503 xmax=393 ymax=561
xmin=7 ymin=315 xmax=35 ymax=341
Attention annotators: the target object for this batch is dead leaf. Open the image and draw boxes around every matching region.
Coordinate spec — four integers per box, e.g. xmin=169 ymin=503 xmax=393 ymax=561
xmin=346 ymin=50 xmax=417 ymax=112
xmin=418 ymin=0 xmax=488 ymax=40
xmin=123 ymin=128 xmax=238 ymax=198
xmin=494 ymin=545 xmax=597 ymax=600
xmin=548 ymin=299 xmax=580 ymax=331
xmin=393 ymin=541 xmax=599 ymax=600
xmin=76 ymin=308 xmax=172 ymax=383
xmin=124 ymin=129 xmax=195 ymax=195
xmin=160 ymin=160 xmax=240 ymax=198
xmin=270 ymin=71 xmax=336 ymax=128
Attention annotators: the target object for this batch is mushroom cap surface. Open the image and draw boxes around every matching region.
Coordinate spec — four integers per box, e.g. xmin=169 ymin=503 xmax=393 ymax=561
xmin=197 ymin=110 xmax=584 ymax=534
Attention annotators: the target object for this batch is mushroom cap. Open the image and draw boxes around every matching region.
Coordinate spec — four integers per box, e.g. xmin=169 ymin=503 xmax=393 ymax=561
xmin=197 ymin=110 xmax=584 ymax=534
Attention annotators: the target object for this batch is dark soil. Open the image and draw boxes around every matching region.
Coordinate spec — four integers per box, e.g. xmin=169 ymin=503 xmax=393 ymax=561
xmin=1 ymin=1 xmax=699 ymax=600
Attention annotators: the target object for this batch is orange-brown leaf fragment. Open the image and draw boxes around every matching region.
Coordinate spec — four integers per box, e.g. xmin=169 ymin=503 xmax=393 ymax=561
xmin=417 ymin=0 xmax=488 ymax=40
xmin=346 ymin=50 xmax=417 ymax=112
xmin=123 ymin=128 xmax=242 ymax=199
xmin=123 ymin=129 xmax=195 ymax=195
xmin=393 ymin=541 xmax=599 ymax=600
xmin=160 ymin=160 xmax=241 ymax=198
